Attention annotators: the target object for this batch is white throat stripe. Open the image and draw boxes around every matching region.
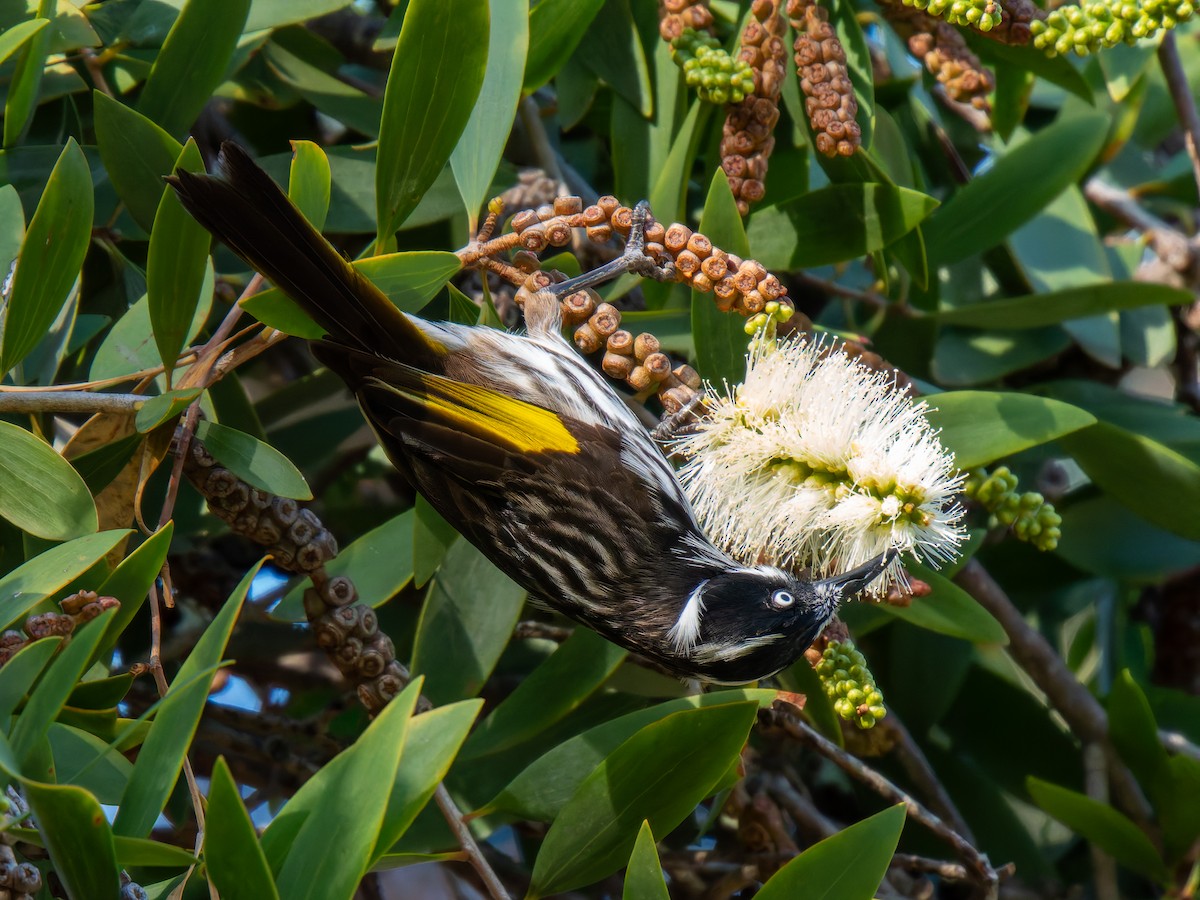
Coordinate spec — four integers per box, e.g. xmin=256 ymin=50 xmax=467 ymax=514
xmin=668 ymin=580 xmax=708 ymax=652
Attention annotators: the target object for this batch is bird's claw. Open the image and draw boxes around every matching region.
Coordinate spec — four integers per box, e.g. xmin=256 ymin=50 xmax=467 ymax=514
xmin=548 ymin=200 xmax=676 ymax=298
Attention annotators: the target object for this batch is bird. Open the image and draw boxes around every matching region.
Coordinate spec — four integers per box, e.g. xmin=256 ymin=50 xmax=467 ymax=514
xmin=167 ymin=141 xmax=892 ymax=684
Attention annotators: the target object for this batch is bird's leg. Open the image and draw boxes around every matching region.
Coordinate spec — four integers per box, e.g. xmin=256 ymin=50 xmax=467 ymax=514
xmin=548 ymin=201 xmax=677 ymax=298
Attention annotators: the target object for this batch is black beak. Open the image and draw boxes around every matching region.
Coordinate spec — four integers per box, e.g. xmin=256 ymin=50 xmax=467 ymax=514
xmin=817 ymin=549 xmax=896 ymax=598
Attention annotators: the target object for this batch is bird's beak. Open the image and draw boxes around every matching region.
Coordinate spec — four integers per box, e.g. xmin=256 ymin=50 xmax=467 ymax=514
xmin=817 ymin=549 xmax=897 ymax=598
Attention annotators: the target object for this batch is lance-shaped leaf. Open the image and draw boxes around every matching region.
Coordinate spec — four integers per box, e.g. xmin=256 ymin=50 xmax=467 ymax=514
xmin=93 ymin=92 xmax=183 ymax=232
xmin=623 ymin=822 xmax=669 ymax=900
xmin=24 ymin=780 xmax=121 ymax=900
xmin=206 ymin=757 xmax=280 ymax=900
xmin=3 ymin=1 xmax=54 ymax=147
xmin=289 ymin=140 xmax=331 ymax=232
xmin=0 ymin=421 xmax=98 ymax=540
xmin=195 ymin=420 xmax=311 ymax=500
xmin=0 ymin=530 xmax=129 ymax=629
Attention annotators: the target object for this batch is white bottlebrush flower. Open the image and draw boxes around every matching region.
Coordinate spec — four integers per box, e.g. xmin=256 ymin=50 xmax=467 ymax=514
xmin=672 ymin=335 xmax=965 ymax=595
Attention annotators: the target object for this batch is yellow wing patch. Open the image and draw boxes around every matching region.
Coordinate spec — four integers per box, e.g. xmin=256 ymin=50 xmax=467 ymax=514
xmin=409 ymin=374 xmax=580 ymax=455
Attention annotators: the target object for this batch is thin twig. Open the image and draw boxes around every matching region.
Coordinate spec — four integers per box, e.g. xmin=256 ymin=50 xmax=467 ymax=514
xmin=0 ymin=391 xmax=146 ymax=414
xmin=1083 ymin=178 xmax=1194 ymax=274
xmin=1084 ymin=743 xmax=1120 ymax=900
xmin=954 ymin=560 xmax=1156 ymax=830
xmin=434 ymin=784 xmax=511 ymax=899
xmin=1158 ymin=33 xmax=1200 ymax=198
xmin=760 ymin=702 xmax=1001 ymax=898
xmin=883 ymin=715 xmax=976 ymax=843
xmin=796 ymin=272 xmax=894 ymax=312
xmin=1161 ymin=729 xmax=1200 ymax=761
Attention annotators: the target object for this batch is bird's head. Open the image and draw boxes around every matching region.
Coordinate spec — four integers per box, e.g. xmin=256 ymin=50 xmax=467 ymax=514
xmin=668 ymin=551 xmax=895 ymax=683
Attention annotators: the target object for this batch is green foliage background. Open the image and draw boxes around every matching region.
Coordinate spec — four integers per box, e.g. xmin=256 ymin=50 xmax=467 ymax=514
xmin=0 ymin=0 xmax=1198 ymax=897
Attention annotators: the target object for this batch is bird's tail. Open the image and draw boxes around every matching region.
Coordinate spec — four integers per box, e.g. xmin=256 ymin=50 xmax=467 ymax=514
xmin=167 ymin=141 xmax=437 ymax=359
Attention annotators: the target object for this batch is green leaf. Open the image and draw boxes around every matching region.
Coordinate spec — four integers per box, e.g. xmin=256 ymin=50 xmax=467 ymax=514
xmin=574 ymin=0 xmax=652 ymax=116
xmin=0 ymin=530 xmax=129 ymax=628
xmin=525 ymin=0 xmax=605 ymax=92
xmin=2 ymin=138 xmax=93 ymax=374
xmin=936 ymin=283 xmax=1193 ymax=330
xmin=0 ymin=420 xmax=98 ymax=540
xmin=450 ymin=0 xmax=528 ymax=223
xmin=242 ymin=251 xmax=461 ymax=339
xmin=411 ymin=539 xmax=525 ymax=705
xmin=288 ymin=140 xmax=331 ymax=232
xmin=195 ymin=420 xmax=311 ymax=500
xmin=0 ymin=638 xmax=60 ymax=722
xmin=274 ymin=508 xmax=414 ymax=622
xmin=482 ymin=689 xmax=777 ymax=823
xmin=93 ymin=523 xmax=174 ymax=665
xmin=1056 ymin=495 xmax=1200 ymax=579
xmin=462 ymin=629 xmax=626 ymax=760
xmin=148 ymin=139 xmax=211 ymax=376
xmin=413 ymin=495 xmax=457 ymax=588
xmin=755 ymin=804 xmax=906 ymax=900
xmin=528 ymin=701 xmax=758 ymax=897
xmin=93 ymin=92 xmax=183 ymax=232
xmin=266 ymin=681 xmax=419 ymax=897
xmin=1027 ymin=777 xmax=1167 ymax=882
xmin=114 ymin=560 xmax=261 ymax=837
xmin=137 ymin=0 xmax=251 ymax=138
xmin=134 ymin=388 xmax=202 ymax=433
xmin=3 ymin=1 xmax=54 ymax=147
xmin=923 ymin=115 xmax=1110 ymax=266
xmin=375 ymin=0 xmax=488 ymax=242
xmin=10 ymin=612 xmax=114 ymax=769
xmin=112 ymin=835 xmax=197 ymax=868
xmin=49 ymin=723 xmax=133 ymax=805
xmin=924 ymin=391 xmax=1096 ymax=471
xmin=263 ymin=37 xmax=382 ymax=138
xmin=206 ymin=757 xmax=280 ymax=900
xmin=873 ymin=563 xmax=1008 ymax=644
xmin=0 ymin=18 xmax=49 ymax=69
xmin=1060 ymin=422 xmax=1200 ymax=541
xmin=24 ymin=780 xmax=120 ymax=900
xmin=0 ymin=183 xmax=24 ymax=277
xmin=693 ymin=170 xmax=750 ymax=388
xmin=931 ymin=325 xmax=1073 ymax=387
xmin=623 ymin=821 xmax=669 ymax=900
xmin=746 ymin=184 xmax=937 ymax=270
xmin=90 ymin=277 xmax=214 ymax=382
xmin=371 ymin=699 xmax=482 ymax=863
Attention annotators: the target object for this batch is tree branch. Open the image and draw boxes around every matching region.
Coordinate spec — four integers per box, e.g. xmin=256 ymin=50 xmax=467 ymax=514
xmin=0 ymin=391 xmax=146 ymax=414
xmin=1158 ymin=33 xmax=1200 ymax=199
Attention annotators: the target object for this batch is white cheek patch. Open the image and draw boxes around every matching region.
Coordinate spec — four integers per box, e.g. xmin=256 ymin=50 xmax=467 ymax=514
xmin=668 ymin=580 xmax=708 ymax=652
xmin=692 ymin=633 xmax=784 ymax=663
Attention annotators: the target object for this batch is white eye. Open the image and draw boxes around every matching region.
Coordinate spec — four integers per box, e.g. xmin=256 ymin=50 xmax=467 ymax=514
xmin=770 ymin=589 xmax=795 ymax=609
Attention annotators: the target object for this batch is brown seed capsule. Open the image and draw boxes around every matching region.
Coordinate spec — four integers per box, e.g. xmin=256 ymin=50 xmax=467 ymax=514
xmin=271 ymin=496 xmax=300 ymax=526
xmin=554 ymin=195 xmax=582 ymax=216
xmin=741 ymin=179 xmax=766 ymax=203
xmin=597 ymin=195 xmax=620 ymax=217
xmin=686 ymin=233 xmax=713 ymax=258
xmin=664 ymin=223 xmax=693 ymax=253
xmin=674 ymin=249 xmax=701 ymax=278
xmin=534 ymin=204 xmax=554 ymax=222
xmin=691 ymin=272 xmax=714 ymax=293
xmin=611 ymin=207 xmax=633 ymax=235
xmin=357 ymin=634 xmax=395 ymax=678
xmin=545 ymin=221 xmax=572 ymax=247
xmin=510 ymin=209 xmax=539 ymax=233
xmin=562 ymin=290 xmax=597 ymax=325
xmin=644 ymin=221 xmax=666 ymax=244
xmin=590 ymin=303 xmax=621 ymax=337
xmin=602 ymin=351 xmax=636 ymax=379
xmin=574 ymin=322 xmax=602 ymax=353
xmin=204 ymin=468 xmax=240 ymax=499
xmin=60 ymin=589 xmax=98 ymax=616
xmin=674 ymin=364 xmax=703 ymax=390
xmin=646 ymin=242 xmax=668 ymax=263
xmin=627 ymin=366 xmax=654 ymax=391
xmin=660 ymin=383 xmax=696 ymax=414
xmin=643 ymin=352 xmax=671 ymax=379
xmin=701 ymin=254 xmax=729 ymax=281
xmin=321 ymin=575 xmax=358 ymax=607
xmin=633 ymin=332 xmax=660 ymax=361
xmin=582 ymin=204 xmax=607 ymax=226
xmin=586 ymin=223 xmax=613 ymax=243
xmin=607 ymin=329 xmax=634 ymax=355
xmin=519 ymin=227 xmax=548 ymax=252
xmin=741 ymin=290 xmax=766 ymax=314
xmin=189 ymin=440 xmax=216 ymax=468
xmin=513 ymin=250 xmax=542 ymax=274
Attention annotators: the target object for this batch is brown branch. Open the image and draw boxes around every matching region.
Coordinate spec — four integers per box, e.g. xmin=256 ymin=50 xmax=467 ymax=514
xmin=883 ymin=715 xmax=976 ymax=843
xmin=0 ymin=391 xmax=146 ymax=414
xmin=1083 ymin=178 xmax=1195 ymax=276
xmin=1158 ymin=33 xmax=1200 ymax=200
xmin=953 ymin=560 xmax=1155 ymax=830
xmin=760 ymin=702 xmax=1002 ymax=898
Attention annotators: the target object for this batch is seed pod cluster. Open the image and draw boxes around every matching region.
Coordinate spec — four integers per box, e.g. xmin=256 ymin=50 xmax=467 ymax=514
xmin=964 ymin=466 xmax=1062 ymax=550
xmin=895 ymin=0 xmax=1003 ymax=31
xmin=672 ymin=28 xmax=758 ymax=105
xmin=884 ymin=7 xmax=995 ymax=109
xmin=972 ymin=0 xmax=1040 ymax=44
xmin=815 ymin=639 xmax=887 ymax=729
xmin=181 ymin=438 xmax=337 ymax=574
xmin=659 ymin=0 xmax=715 ymax=41
xmin=720 ymin=0 xmax=788 ymax=215
xmin=302 ymin=573 xmax=407 ymax=714
xmin=0 ymin=590 xmax=121 ymax=666
xmin=1030 ymin=0 xmax=1195 ymax=55
xmin=0 ymin=841 xmax=41 ymax=900
xmin=788 ymin=0 xmax=863 ymax=158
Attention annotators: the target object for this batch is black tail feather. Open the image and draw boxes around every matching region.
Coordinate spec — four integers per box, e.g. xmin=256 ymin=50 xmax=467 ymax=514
xmin=167 ymin=141 xmax=434 ymax=359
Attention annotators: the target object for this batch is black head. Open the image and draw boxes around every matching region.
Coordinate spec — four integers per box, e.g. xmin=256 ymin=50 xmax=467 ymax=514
xmin=668 ymin=552 xmax=895 ymax=683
